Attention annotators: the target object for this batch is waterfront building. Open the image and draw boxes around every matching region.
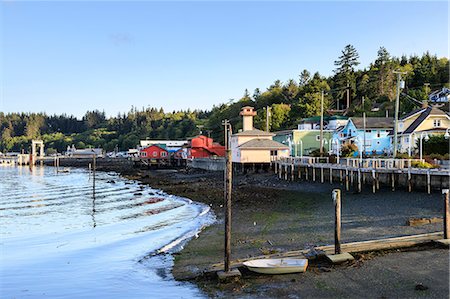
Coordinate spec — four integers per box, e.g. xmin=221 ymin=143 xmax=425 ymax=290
xmin=273 ymin=116 xmax=347 ymax=156
xmin=139 ymin=145 xmax=169 ymax=161
xmin=187 ymin=135 xmax=225 ymax=159
xmin=139 ymin=140 xmax=188 ymax=151
xmin=231 ymin=106 xmax=289 ymax=163
xmin=66 ymin=145 xmax=104 ymax=158
xmin=332 ymin=117 xmax=393 ymax=156
xmin=395 ymin=106 xmax=450 ymax=155
xmin=273 ymin=129 xmax=334 ymax=156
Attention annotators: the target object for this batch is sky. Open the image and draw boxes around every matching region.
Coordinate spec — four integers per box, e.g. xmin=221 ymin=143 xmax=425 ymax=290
xmin=1 ymin=0 xmax=448 ymax=118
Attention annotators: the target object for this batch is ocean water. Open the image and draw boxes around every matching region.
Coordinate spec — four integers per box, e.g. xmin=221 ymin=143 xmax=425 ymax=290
xmin=0 ymin=166 xmax=214 ymax=298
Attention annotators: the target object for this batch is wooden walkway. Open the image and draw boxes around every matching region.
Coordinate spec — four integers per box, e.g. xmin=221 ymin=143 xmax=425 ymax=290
xmin=206 ymin=232 xmax=444 ymax=274
xmin=273 ymin=157 xmax=450 ymax=194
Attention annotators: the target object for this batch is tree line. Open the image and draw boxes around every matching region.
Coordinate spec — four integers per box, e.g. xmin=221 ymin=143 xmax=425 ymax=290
xmin=1 ymin=46 xmax=448 ymax=153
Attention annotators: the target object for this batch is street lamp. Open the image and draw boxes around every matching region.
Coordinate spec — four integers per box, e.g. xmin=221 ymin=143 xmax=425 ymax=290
xmin=419 ymin=132 xmax=429 ymax=161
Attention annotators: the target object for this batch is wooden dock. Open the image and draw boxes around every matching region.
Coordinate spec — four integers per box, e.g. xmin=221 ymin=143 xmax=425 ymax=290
xmin=273 ymin=157 xmax=450 ymax=194
xmin=206 ymin=232 xmax=444 ymax=275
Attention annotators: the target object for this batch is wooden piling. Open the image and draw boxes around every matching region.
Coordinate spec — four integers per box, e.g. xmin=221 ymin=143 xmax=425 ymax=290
xmin=372 ymin=169 xmax=376 ymax=194
xmin=345 ymin=169 xmax=349 ymax=191
xmin=408 ymin=168 xmax=412 ymax=192
xmin=330 ymin=168 xmax=333 ymax=184
xmin=391 ymin=172 xmax=395 ymax=192
xmin=357 ymin=168 xmax=361 ymax=193
xmin=291 ymin=163 xmax=294 ymax=181
xmin=444 ymin=189 xmax=450 ymax=239
xmin=427 ymin=171 xmax=431 ymax=194
xmin=333 ymin=189 xmax=342 ymax=254
xmin=312 ymin=166 xmax=316 ymax=182
xmin=321 ymin=166 xmax=324 ymax=183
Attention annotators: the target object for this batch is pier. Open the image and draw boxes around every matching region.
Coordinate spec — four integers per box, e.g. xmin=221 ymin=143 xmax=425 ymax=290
xmin=273 ymin=156 xmax=450 ymax=193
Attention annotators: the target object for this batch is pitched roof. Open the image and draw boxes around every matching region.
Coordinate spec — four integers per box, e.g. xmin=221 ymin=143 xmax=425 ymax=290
xmin=350 ymin=117 xmax=394 ymax=129
xmin=400 ymin=107 xmax=427 ymax=121
xmin=238 ymin=139 xmax=289 ymax=150
xmin=403 ymin=107 xmax=449 ymax=134
xmin=233 ymin=129 xmax=275 ymax=137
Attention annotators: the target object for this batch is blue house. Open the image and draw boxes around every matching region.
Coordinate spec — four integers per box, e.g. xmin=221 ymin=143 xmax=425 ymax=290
xmin=332 ymin=117 xmax=394 ymax=156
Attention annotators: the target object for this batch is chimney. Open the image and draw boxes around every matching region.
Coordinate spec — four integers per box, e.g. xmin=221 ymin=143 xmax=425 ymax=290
xmin=240 ymin=106 xmax=257 ymax=131
xmin=422 ymin=100 xmax=428 ymax=108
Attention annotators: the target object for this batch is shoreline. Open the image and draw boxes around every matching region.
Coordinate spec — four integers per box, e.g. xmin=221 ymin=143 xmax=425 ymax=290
xmin=43 ymin=161 xmax=449 ymax=298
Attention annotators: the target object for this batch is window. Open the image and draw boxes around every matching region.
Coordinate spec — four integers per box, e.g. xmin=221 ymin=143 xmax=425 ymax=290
xmin=433 ymin=119 xmax=441 ymax=127
xmin=365 ymin=130 xmax=372 ymax=133
xmin=141 ymin=152 xmax=147 ymax=157
xmin=377 ymin=130 xmax=381 ymax=138
xmin=161 ymin=152 xmax=167 ymax=157
xmin=270 ymin=150 xmax=278 ymax=156
xmin=316 ymin=135 xmax=320 ymax=141
xmin=404 ymin=137 xmax=409 ymax=143
xmin=153 ymin=151 xmax=158 ymax=157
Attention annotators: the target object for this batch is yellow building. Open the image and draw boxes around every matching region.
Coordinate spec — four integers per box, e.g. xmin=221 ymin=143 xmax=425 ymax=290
xmin=396 ymin=106 xmax=450 ymax=154
xmin=231 ymin=107 xmax=289 ymax=163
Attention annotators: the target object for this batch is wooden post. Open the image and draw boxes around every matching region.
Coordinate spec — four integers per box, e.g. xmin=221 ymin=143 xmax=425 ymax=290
xmin=92 ymin=155 xmax=96 ymax=195
xmin=391 ymin=172 xmax=395 ymax=191
xmin=340 ymin=169 xmax=343 ymax=183
xmin=321 ymin=166 xmax=324 ymax=183
xmin=357 ymin=168 xmax=361 ymax=193
xmin=330 ymin=168 xmax=333 ymax=184
xmin=372 ymin=169 xmax=376 ymax=194
xmin=305 ymin=166 xmax=308 ymax=181
xmin=443 ymin=189 xmax=449 ymax=239
xmin=284 ymin=164 xmax=288 ymax=181
xmin=223 ymin=120 xmax=232 ymax=272
xmin=427 ymin=171 xmax=431 ymax=194
xmin=291 ymin=163 xmax=294 ymax=181
xmin=408 ymin=168 xmax=412 ymax=192
xmin=333 ymin=189 xmax=342 ymax=254
xmin=312 ymin=166 xmax=316 ymax=182
xmin=345 ymin=169 xmax=349 ymax=191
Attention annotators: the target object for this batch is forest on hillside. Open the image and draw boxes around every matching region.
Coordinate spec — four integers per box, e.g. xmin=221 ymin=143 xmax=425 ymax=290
xmin=1 ymin=45 xmax=449 ymax=153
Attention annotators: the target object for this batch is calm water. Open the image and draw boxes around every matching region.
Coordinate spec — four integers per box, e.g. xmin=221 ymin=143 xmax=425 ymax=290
xmin=0 ymin=166 xmax=214 ymax=298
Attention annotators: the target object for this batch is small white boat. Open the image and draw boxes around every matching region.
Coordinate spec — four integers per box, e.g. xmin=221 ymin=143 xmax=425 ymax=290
xmin=243 ymin=258 xmax=308 ymax=274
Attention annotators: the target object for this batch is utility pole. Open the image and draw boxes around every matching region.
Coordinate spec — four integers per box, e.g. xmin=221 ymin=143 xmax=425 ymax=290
xmin=320 ymin=90 xmax=324 ymax=156
xmin=346 ymin=80 xmax=350 ymax=110
xmin=393 ymin=71 xmax=407 ymax=158
xmin=362 ymin=96 xmax=366 ymax=157
xmin=265 ymin=106 xmax=271 ymax=132
xmin=222 ymin=119 xmax=232 ymax=272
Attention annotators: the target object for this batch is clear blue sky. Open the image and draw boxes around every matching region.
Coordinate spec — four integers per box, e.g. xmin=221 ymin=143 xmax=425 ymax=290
xmin=1 ymin=1 xmax=448 ymax=118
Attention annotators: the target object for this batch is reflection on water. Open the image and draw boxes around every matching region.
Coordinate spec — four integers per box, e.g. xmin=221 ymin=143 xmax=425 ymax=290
xmin=0 ymin=166 xmax=214 ymax=298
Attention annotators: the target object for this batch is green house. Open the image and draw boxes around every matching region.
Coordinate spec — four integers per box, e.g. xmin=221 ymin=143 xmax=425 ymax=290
xmin=273 ymin=129 xmax=333 ymax=156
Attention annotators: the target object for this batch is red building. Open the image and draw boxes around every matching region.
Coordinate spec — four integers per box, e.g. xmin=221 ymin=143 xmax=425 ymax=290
xmin=140 ymin=145 xmax=169 ymax=160
xmin=188 ymin=135 xmax=225 ymax=158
